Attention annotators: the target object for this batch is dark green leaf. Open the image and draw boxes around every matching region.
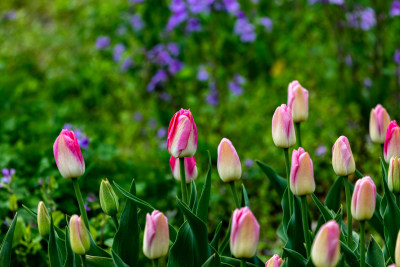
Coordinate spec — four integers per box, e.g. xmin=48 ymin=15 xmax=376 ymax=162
xmin=111 ymin=250 xmax=129 ymax=267
xmin=218 ymin=219 xmax=231 ymax=256
xmin=311 ymin=194 xmax=334 ymax=222
xmin=281 ymin=189 xmax=290 ymax=238
xmin=366 ymin=236 xmax=385 ymax=267
xmin=49 ymin=214 xmax=63 ymax=267
xmin=0 ymin=213 xmax=18 ymax=267
xmin=22 ymin=204 xmax=37 ymax=218
xmin=240 ymin=184 xmax=250 ymax=208
xmin=355 ymin=169 xmax=363 ymax=178
xmin=220 ymin=257 xmax=257 ymax=267
xmin=196 ymin=151 xmax=212 ymax=223
xmin=210 ymin=221 xmax=222 ymax=250
xmin=283 ymin=248 xmax=307 ymax=266
xmin=340 ymin=241 xmax=359 ymax=266
xmin=87 ymin=234 xmax=110 ymax=258
xmin=256 ymin=160 xmax=287 ymax=197
xmin=325 ymin=176 xmax=343 ymax=212
xmin=189 ymin=180 xmax=198 ymax=211
xmin=284 ymin=195 xmax=306 ymax=259
xmin=86 ymin=256 xmax=114 ymax=267
xmin=202 ymin=253 xmax=220 ymax=267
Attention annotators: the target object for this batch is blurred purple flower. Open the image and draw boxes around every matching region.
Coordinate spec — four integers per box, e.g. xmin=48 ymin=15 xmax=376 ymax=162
xmin=3 ymin=10 xmax=16 ymax=21
xmin=65 ymin=127 xmax=89 ymax=149
xmin=363 ymin=77 xmax=372 ymax=88
xmin=131 ymin=14 xmax=145 ymax=31
xmin=4 ymin=219 xmax=9 ymax=227
xmin=159 ymin=92 xmax=172 ymax=102
xmin=390 ymin=1 xmax=400 ymax=17
xmin=234 ymin=74 xmax=246 ymax=85
xmin=168 ymin=59 xmax=183 ymax=75
xmin=197 ymin=66 xmax=209 ymax=81
xmin=149 ymin=119 xmax=157 ymax=129
xmin=95 ymin=36 xmax=110 ymax=50
xmin=134 ymin=112 xmax=143 ymax=122
xmin=63 ymin=123 xmax=72 ymax=130
xmin=121 ymin=58 xmax=133 ymax=72
xmin=167 ymin=43 xmax=180 ymax=56
xmin=345 ymin=54 xmax=353 ymax=66
xmin=186 ymin=18 xmax=202 ymax=32
xmin=1 ymin=168 xmax=15 ymax=184
xmin=157 ymin=127 xmax=167 ymax=139
xmin=84 ymin=202 xmax=91 ymax=212
xmin=113 ymin=44 xmax=126 ymax=62
xmin=394 ymin=49 xmax=400 ymax=64
xmin=223 ymin=0 xmax=240 ymax=14
xmin=315 ymin=145 xmax=327 ymax=156
xmin=245 ymin=159 xmax=254 ymax=168
xmin=170 ymin=0 xmax=186 ymax=12
xmin=347 ymin=7 xmax=376 ymax=31
xmin=228 ymin=81 xmax=243 ymax=95
xmin=188 ymin=0 xmax=214 ymax=13
xmin=166 ymin=10 xmax=188 ymax=31
xmin=86 ymin=193 xmax=98 ymax=203
xmin=234 ymin=17 xmax=256 ymax=42
xmin=329 ymin=0 xmax=344 ymax=5
xmin=206 ymin=82 xmax=219 ymax=106
xmin=147 ymin=70 xmax=168 ymax=92
xmin=259 ymin=17 xmax=273 ymax=32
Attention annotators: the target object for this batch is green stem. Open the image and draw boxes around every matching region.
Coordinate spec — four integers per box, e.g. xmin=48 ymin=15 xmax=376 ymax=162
xmin=301 ymin=196 xmax=311 ymax=258
xmin=284 ymin=148 xmax=293 ymax=215
xmin=240 ymin=259 xmax=246 ymax=267
xmin=295 ymin=122 xmax=302 ymax=148
xmin=229 ymin=182 xmax=240 ymax=209
xmin=360 ymin=221 xmax=365 ymax=267
xmin=72 ymin=178 xmax=90 ymax=230
xmin=396 ymin=195 xmax=400 ymax=208
xmin=152 ymin=259 xmax=157 ymax=267
xmin=380 ymin=144 xmax=384 ymax=160
xmin=343 ymin=176 xmax=353 ymax=247
xmin=179 ymin=157 xmax=188 ymax=204
xmin=80 ymin=255 xmax=87 ymax=267
xmin=112 ymin=215 xmax=119 ymax=229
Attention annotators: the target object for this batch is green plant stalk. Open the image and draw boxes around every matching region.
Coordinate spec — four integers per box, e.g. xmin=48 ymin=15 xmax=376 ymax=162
xmin=360 ymin=221 xmax=365 ymax=267
xmin=380 ymin=144 xmax=384 ymax=160
xmin=152 ymin=259 xmax=157 ymax=267
xmin=240 ymin=259 xmax=246 ymax=267
xmin=301 ymin=195 xmax=311 ymax=258
xmin=72 ymin=178 xmax=90 ymax=230
xmin=179 ymin=157 xmax=188 ymax=204
xmin=396 ymin=195 xmax=400 ymax=208
xmin=284 ymin=148 xmax=293 ymax=215
xmin=343 ymin=176 xmax=352 ymax=247
xmin=112 ymin=215 xmax=119 ymax=229
xmin=229 ymin=182 xmax=240 ymax=209
xmin=295 ymin=122 xmax=302 ymax=148
xmin=80 ymin=255 xmax=87 ymax=267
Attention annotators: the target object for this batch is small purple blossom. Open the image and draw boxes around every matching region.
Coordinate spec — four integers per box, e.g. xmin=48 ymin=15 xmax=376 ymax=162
xmin=188 ymin=0 xmax=214 ymax=14
xmin=149 ymin=119 xmax=157 ymax=129
xmin=329 ymin=0 xmax=344 ymax=5
xmin=390 ymin=1 xmax=400 ymax=17
xmin=134 ymin=112 xmax=143 ymax=122
xmin=234 ymin=17 xmax=256 ymax=42
xmin=167 ymin=43 xmax=180 ymax=56
xmin=259 ymin=17 xmax=273 ymax=32
xmin=168 ymin=59 xmax=183 ymax=75
xmin=4 ymin=219 xmax=9 ymax=227
xmin=197 ymin=66 xmax=209 ymax=81
xmin=347 ymin=7 xmax=376 ymax=31
xmin=245 ymin=159 xmax=254 ymax=168
xmin=157 ymin=127 xmax=167 ymax=139
xmin=363 ymin=77 xmax=372 ymax=88
xmin=86 ymin=193 xmax=98 ymax=203
xmin=84 ymin=202 xmax=91 ymax=212
xmin=113 ymin=44 xmax=126 ymax=62
xmin=65 ymin=127 xmax=89 ymax=149
xmin=131 ymin=14 xmax=145 ymax=31
xmin=206 ymin=81 xmax=219 ymax=106
xmin=95 ymin=36 xmax=110 ymax=50
xmin=1 ymin=168 xmax=15 ymax=184
xmin=63 ymin=123 xmax=72 ymax=130
xmin=159 ymin=92 xmax=172 ymax=102
xmin=345 ymin=54 xmax=353 ymax=66
xmin=121 ymin=58 xmax=133 ymax=72
xmin=186 ymin=18 xmax=202 ymax=32
xmin=394 ymin=49 xmax=400 ymax=65
xmin=3 ymin=10 xmax=16 ymax=21
xmin=147 ymin=70 xmax=168 ymax=92
xmin=223 ymin=0 xmax=240 ymax=14
xmin=228 ymin=74 xmax=246 ymax=95
xmin=315 ymin=145 xmax=327 ymax=157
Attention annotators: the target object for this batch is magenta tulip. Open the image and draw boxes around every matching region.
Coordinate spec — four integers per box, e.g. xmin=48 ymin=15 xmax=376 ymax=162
xmin=384 ymin=121 xmax=400 ymax=163
xmin=272 ymin=104 xmax=296 ymax=148
xmin=167 ymin=109 xmax=197 ymax=158
xmin=169 ymin=156 xmax=198 ymax=183
xmin=351 ymin=176 xmax=376 ymax=221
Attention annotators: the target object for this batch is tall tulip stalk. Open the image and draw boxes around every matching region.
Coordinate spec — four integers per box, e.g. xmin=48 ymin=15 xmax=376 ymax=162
xmin=288 ymin=80 xmax=309 ymax=147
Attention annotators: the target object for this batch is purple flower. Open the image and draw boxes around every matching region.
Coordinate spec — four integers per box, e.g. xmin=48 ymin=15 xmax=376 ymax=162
xmin=197 ymin=66 xmax=209 ymax=81
xmin=329 ymin=0 xmax=344 ymax=5
xmin=166 ymin=10 xmax=188 ymax=31
xmin=1 ymin=168 xmax=15 ymax=184
xmin=134 ymin=112 xmax=143 ymax=122
xmin=347 ymin=7 xmax=376 ymax=31
xmin=4 ymin=219 xmax=9 ymax=227
xmin=245 ymin=159 xmax=254 ymax=168
xmin=363 ymin=77 xmax=372 ymax=88
xmin=95 ymin=36 xmax=110 ymax=50
xmin=113 ymin=44 xmax=125 ymax=62
xmin=131 ymin=14 xmax=145 ymax=31
xmin=234 ymin=74 xmax=246 ymax=85
xmin=149 ymin=119 xmax=157 ymax=129
xmin=167 ymin=43 xmax=180 ymax=56
xmin=63 ymin=123 xmax=72 ymax=130
xmin=315 ymin=145 xmax=327 ymax=157
xmin=168 ymin=59 xmax=183 ymax=74
xmin=84 ymin=202 xmax=91 ymax=212
xmin=259 ymin=17 xmax=273 ymax=32
xmin=78 ymin=137 xmax=89 ymax=149
xmin=345 ymin=54 xmax=353 ymax=66
xmin=121 ymin=58 xmax=133 ymax=72
xmin=390 ymin=1 xmax=400 ymax=17
xmin=223 ymin=0 xmax=240 ymax=14
xmin=186 ymin=18 xmax=202 ymax=32
xmin=159 ymin=92 xmax=172 ymax=102
xmin=228 ymin=81 xmax=243 ymax=95
xmin=188 ymin=0 xmax=214 ymax=13
xmin=86 ymin=193 xmax=98 ymax=203
xmin=3 ymin=10 xmax=16 ymax=21
xmin=157 ymin=127 xmax=167 ymax=139
xmin=170 ymin=0 xmax=186 ymax=12
xmin=147 ymin=70 xmax=168 ymax=92
xmin=394 ymin=49 xmax=400 ymax=64
xmin=206 ymin=82 xmax=219 ymax=106
xmin=234 ymin=17 xmax=256 ymax=42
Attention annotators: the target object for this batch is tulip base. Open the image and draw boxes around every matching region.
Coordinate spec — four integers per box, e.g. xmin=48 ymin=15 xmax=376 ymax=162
xmin=343 ymin=176 xmax=353 ymax=247
xmin=229 ymin=182 xmax=240 ymax=209
xmin=283 ymin=148 xmax=293 ymax=215
xmin=300 ymin=195 xmax=311 ymax=258
xmin=360 ymin=221 xmax=365 ymax=267
xmin=179 ymin=157 xmax=188 ymax=204
xmin=72 ymin=178 xmax=90 ymax=230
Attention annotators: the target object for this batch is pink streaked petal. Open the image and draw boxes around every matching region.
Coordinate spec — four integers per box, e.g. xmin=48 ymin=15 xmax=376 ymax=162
xmin=338 ymin=136 xmax=351 ymax=166
xmin=385 ymin=121 xmax=398 ymax=155
xmin=184 ymin=156 xmax=197 ymax=178
xmin=146 ymin=213 xmax=157 ymax=247
xmin=325 ymin=221 xmax=340 ymax=262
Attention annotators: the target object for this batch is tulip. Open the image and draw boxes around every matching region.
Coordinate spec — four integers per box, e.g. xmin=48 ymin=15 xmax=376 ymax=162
xmin=287 ymin=80 xmax=309 ymax=123
xmin=53 ymin=129 xmax=85 ymax=179
xmin=272 ymin=104 xmax=296 ymax=148
xmin=265 ymin=254 xmax=283 ymax=267
xmin=332 ymin=136 xmax=355 ymax=176
xmin=369 ymin=104 xmax=390 ymax=144
xmin=167 ymin=109 xmax=197 ymax=158
xmin=99 ymin=179 xmax=119 ymax=216
xmin=143 ymin=210 xmax=169 ymax=260
xmin=69 ymin=215 xmax=90 ymax=255
xmin=290 ymin=147 xmax=315 ymax=196
xmin=169 ymin=156 xmax=198 ymax=183
xmin=230 ymin=207 xmax=260 ymax=258
xmin=311 ymin=220 xmax=340 ymax=267
xmin=395 ymin=229 xmax=400 ymax=266
xmin=37 ymin=201 xmax=50 ymax=237
xmin=217 ymin=138 xmax=242 ymax=183
xmin=351 ymin=176 xmax=376 ymax=221
xmin=384 ymin=121 xmax=400 ymax=163
xmin=389 ymin=156 xmax=400 ymax=194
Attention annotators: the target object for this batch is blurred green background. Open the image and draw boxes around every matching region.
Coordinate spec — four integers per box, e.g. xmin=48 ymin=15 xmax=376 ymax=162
xmin=1 ymin=0 xmax=400 ymax=265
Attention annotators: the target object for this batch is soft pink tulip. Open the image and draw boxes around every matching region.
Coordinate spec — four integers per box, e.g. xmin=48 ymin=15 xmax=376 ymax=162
xmin=167 ymin=109 xmax=197 ymax=158
xmin=272 ymin=104 xmax=296 ymax=148
xmin=265 ymin=254 xmax=283 ymax=267
xmin=384 ymin=121 xmax=400 ymax=163
xmin=351 ymin=176 xmax=376 ymax=221
xmin=395 ymin=229 xmax=400 ymax=266
xmin=290 ymin=147 xmax=315 ymax=196
xmin=53 ymin=129 xmax=85 ymax=179
xmin=369 ymin=104 xmax=390 ymax=144
xmin=388 ymin=156 xmax=400 ymax=194
xmin=311 ymin=220 xmax=340 ymax=267
xmin=332 ymin=136 xmax=355 ymax=176
xmin=230 ymin=207 xmax=260 ymax=258
xmin=217 ymin=138 xmax=242 ymax=183
xmin=169 ymin=156 xmax=198 ymax=183
xmin=143 ymin=210 xmax=169 ymax=259
xmin=287 ymin=80 xmax=309 ymax=123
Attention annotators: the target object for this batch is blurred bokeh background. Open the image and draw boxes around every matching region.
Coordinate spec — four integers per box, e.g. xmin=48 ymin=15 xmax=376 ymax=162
xmin=1 ymin=0 xmax=400 ymax=265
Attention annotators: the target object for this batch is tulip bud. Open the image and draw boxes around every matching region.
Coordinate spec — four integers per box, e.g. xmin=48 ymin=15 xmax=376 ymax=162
xmin=311 ymin=220 xmax=340 ymax=267
xmin=272 ymin=104 xmax=296 ymax=148
xmin=230 ymin=207 xmax=260 ymax=258
xmin=369 ymin=104 xmax=390 ymax=144
xmin=37 ymin=201 xmax=50 ymax=237
xmin=389 ymin=156 xmax=400 ymax=194
xmin=384 ymin=121 xmax=400 ymax=163
xmin=217 ymin=138 xmax=242 ymax=183
xmin=287 ymin=80 xmax=309 ymax=123
xmin=332 ymin=136 xmax=355 ymax=176
xmin=53 ymin=129 xmax=85 ymax=179
xmin=69 ymin=215 xmax=90 ymax=255
xmin=351 ymin=176 xmax=376 ymax=221
xmin=143 ymin=210 xmax=169 ymax=259
xmin=99 ymin=179 xmax=119 ymax=216
xmin=167 ymin=109 xmax=197 ymax=158
xmin=290 ymin=147 xmax=315 ymax=196
xmin=395 ymin=229 xmax=400 ymax=266
xmin=265 ymin=254 xmax=283 ymax=267
xmin=169 ymin=156 xmax=198 ymax=183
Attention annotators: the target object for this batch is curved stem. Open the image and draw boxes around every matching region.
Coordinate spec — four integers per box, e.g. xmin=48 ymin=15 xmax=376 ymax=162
xmin=301 ymin=196 xmax=311 ymax=258
xmin=343 ymin=176 xmax=353 ymax=247
xmin=284 ymin=148 xmax=293 ymax=215
xmin=80 ymin=255 xmax=87 ymax=267
xmin=360 ymin=221 xmax=365 ymax=267
xmin=112 ymin=215 xmax=119 ymax=230
xmin=179 ymin=157 xmax=188 ymax=204
xmin=72 ymin=178 xmax=90 ymax=230
xmin=229 ymin=182 xmax=240 ymax=209
xmin=295 ymin=122 xmax=302 ymax=148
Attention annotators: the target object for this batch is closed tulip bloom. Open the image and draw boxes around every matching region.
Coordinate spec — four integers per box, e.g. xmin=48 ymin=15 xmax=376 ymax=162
xmin=287 ymin=80 xmax=309 ymax=123
xmin=290 ymin=147 xmax=315 ymax=196
xmin=143 ymin=210 xmax=169 ymax=259
xmin=332 ymin=136 xmax=355 ymax=176
xmin=169 ymin=156 xmax=198 ymax=183
xmin=369 ymin=104 xmax=390 ymax=144
xmin=272 ymin=104 xmax=296 ymax=148
xmin=265 ymin=254 xmax=283 ymax=267
xmin=395 ymin=229 xmax=400 ymax=267
xmin=53 ymin=129 xmax=85 ymax=179
xmin=167 ymin=109 xmax=197 ymax=158
xmin=311 ymin=220 xmax=340 ymax=267
xmin=99 ymin=179 xmax=119 ymax=216
xmin=389 ymin=156 xmax=400 ymax=194
xmin=217 ymin=138 xmax=242 ymax=183
xmin=384 ymin=121 xmax=400 ymax=163
xmin=351 ymin=176 xmax=376 ymax=221
xmin=230 ymin=207 xmax=260 ymax=258
xmin=69 ymin=215 xmax=90 ymax=255
xmin=37 ymin=201 xmax=50 ymax=237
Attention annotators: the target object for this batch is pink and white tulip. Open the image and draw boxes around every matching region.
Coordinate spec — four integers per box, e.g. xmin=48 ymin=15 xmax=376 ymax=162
xmin=287 ymin=80 xmax=309 ymax=123
xmin=167 ymin=109 xmax=197 ymax=158
xmin=351 ymin=176 xmax=376 ymax=221
xmin=265 ymin=254 xmax=283 ymax=267
xmin=169 ymin=156 xmax=198 ymax=183
xmin=332 ymin=136 xmax=355 ymax=176
xmin=272 ymin=104 xmax=296 ymax=148
xmin=290 ymin=147 xmax=315 ymax=196
xmin=384 ymin=121 xmax=400 ymax=163
xmin=69 ymin=215 xmax=90 ymax=255
xmin=53 ymin=129 xmax=85 ymax=179
xmin=217 ymin=138 xmax=242 ymax=183
xmin=143 ymin=210 xmax=169 ymax=259
xmin=311 ymin=220 xmax=340 ymax=267
xmin=230 ymin=207 xmax=260 ymax=258
xmin=389 ymin=156 xmax=400 ymax=194
xmin=395 ymin=229 xmax=400 ymax=266
xmin=369 ymin=104 xmax=390 ymax=144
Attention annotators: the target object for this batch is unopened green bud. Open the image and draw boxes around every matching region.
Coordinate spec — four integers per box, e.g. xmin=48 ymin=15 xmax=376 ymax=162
xmin=99 ymin=179 xmax=119 ymax=216
xmin=37 ymin=201 xmax=50 ymax=237
xmin=69 ymin=215 xmax=90 ymax=255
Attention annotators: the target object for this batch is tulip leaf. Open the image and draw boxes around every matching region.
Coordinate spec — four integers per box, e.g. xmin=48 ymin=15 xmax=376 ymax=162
xmin=340 ymin=241 xmax=360 ymax=266
xmin=202 ymin=253 xmax=220 ymax=267
xmin=86 ymin=256 xmax=114 ymax=267
xmin=189 ymin=180 xmax=198 ymax=211
xmin=241 ymin=184 xmax=250 ymax=208
xmin=355 ymin=169 xmax=364 ymax=178
xmin=324 ymin=176 xmax=343 ymax=212
xmin=196 ymin=151 xmax=212 ymax=223
xmin=311 ymin=194 xmax=334 ymax=222
xmin=281 ymin=189 xmax=290 ymax=236
xmin=87 ymin=234 xmax=110 ymax=258
xmin=112 ymin=179 xmax=139 ymax=266
xmin=0 ymin=213 xmax=18 ymax=267
xmin=366 ymin=236 xmax=385 ymax=267
xmin=49 ymin=214 xmax=63 ymax=267
xmin=283 ymin=248 xmax=307 ymax=266
xmin=210 ymin=221 xmax=222 ymax=250
xmin=256 ymin=160 xmax=287 ymax=198
xmin=220 ymin=257 xmax=257 ymax=267
xmin=218 ymin=219 xmax=231 ymax=256
xmin=111 ymin=250 xmax=129 ymax=267
xmin=284 ymin=195 xmax=306 ymax=261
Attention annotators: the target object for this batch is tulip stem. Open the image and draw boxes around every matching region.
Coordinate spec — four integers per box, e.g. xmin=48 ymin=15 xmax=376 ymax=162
xmin=80 ymin=255 xmax=87 ymax=267
xmin=343 ymin=176 xmax=353 ymax=247
xmin=179 ymin=157 xmax=188 ymax=204
xmin=283 ymin=148 xmax=293 ymax=215
xmin=360 ymin=221 xmax=365 ymax=267
xmin=72 ymin=178 xmax=90 ymax=231
xmin=240 ymin=259 xmax=246 ymax=267
xmin=295 ymin=122 xmax=302 ymax=148
xmin=396 ymin=195 xmax=400 ymax=208
xmin=301 ymin=196 xmax=311 ymax=258
xmin=112 ymin=215 xmax=119 ymax=229
xmin=380 ymin=144 xmax=384 ymax=159
xmin=229 ymin=182 xmax=240 ymax=209
xmin=152 ymin=259 xmax=157 ymax=267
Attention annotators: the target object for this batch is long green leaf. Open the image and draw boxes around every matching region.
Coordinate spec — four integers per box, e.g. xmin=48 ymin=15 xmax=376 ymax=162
xmin=210 ymin=222 xmax=222 ymax=250
xmin=324 ymin=176 xmax=343 ymax=212
xmin=220 ymin=257 xmax=257 ymax=267
xmin=111 ymin=250 xmax=129 ymax=267
xmin=202 ymin=253 xmax=221 ymax=267
xmin=283 ymin=248 xmax=307 ymax=266
xmin=218 ymin=220 xmax=231 ymax=256
xmin=86 ymin=256 xmax=114 ymax=267
xmin=240 ymin=184 xmax=250 ymax=208
xmin=0 ymin=213 xmax=18 ymax=267
xmin=189 ymin=180 xmax=198 ymax=211
xmin=340 ymin=241 xmax=359 ymax=266
xmin=196 ymin=151 xmax=212 ymax=223
xmin=284 ymin=195 xmax=306 ymax=261
xmin=366 ymin=236 xmax=385 ymax=267
xmin=256 ymin=160 xmax=287 ymax=197
xmin=49 ymin=214 xmax=63 ymax=267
